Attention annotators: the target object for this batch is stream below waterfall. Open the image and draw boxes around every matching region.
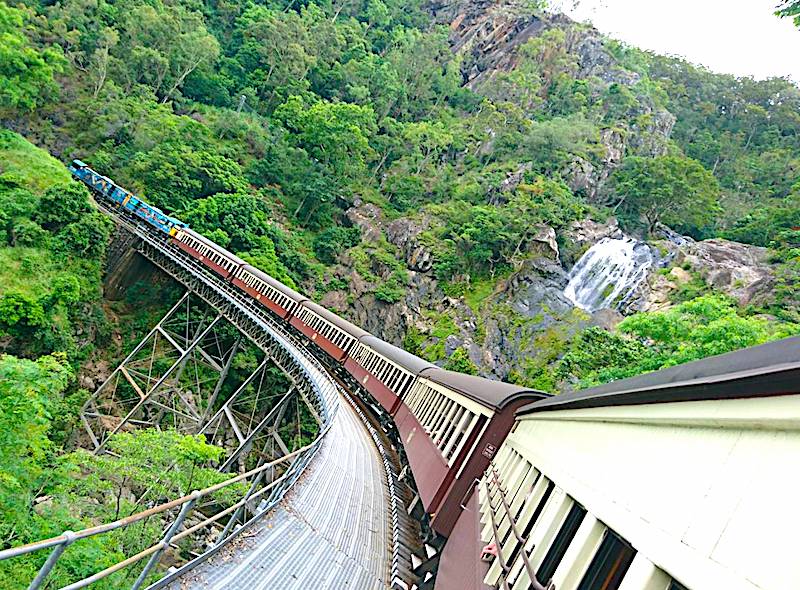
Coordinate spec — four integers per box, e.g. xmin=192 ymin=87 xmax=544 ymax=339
xmin=563 ymin=237 xmax=654 ymax=312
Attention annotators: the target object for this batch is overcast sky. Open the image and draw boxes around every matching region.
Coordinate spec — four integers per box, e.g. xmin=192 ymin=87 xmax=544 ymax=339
xmin=549 ymin=0 xmax=800 ymax=82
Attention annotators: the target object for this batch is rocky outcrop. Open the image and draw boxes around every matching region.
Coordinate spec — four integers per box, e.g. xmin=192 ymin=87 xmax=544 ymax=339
xmin=679 ymin=239 xmax=774 ymax=306
xmin=346 ymin=200 xmax=384 ymax=243
xmin=631 ymin=236 xmax=775 ymax=311
xmin=385 ymin=216 xmax=434 ymax=272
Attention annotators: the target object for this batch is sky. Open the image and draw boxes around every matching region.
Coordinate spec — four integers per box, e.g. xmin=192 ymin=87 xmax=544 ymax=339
xmin=549 ymin=0 xmax=800 ymax=82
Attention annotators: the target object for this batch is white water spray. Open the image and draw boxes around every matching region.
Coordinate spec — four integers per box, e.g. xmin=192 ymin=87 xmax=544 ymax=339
xmin=564 ymin=237 xmax=654 ymax=312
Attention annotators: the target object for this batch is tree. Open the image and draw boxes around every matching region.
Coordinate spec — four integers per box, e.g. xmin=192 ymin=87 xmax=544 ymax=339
xmin=57 ymin=212 xmax=113 ymax=259
xmin=776 ymin=0 xmax=800 ymax=27
xmin=0 ymin=353 xmax=71 ymax=539
xmin=274 ymin=95 xmax=377 ymax=180
xmin=181 ymin=191 xmax=271 ymax=252
xmin=443 ymin=348 xmax=478 ymax=375
xmin=35 ymin=182 xmax=93 ymax=231
xmin=0 ymin=292 xmax=47 ymax=340
xmin=232 ymin=6 xmax=314 ymax=109
xmin=0 ymin=2 xmax=63 ymax=115
xmin=120 ymin=3 xmax=220 ymax=102
xmin=610 ymin=155 xmax=721 ymax=235
xmin=313 ymin=226 xmax=361 ymax=263
xmin=130 ymin=146 xmax=247 ymax=211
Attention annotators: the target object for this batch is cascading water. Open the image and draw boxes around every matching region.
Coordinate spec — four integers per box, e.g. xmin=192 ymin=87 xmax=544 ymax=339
xmin=563 ymin=237 xmax=654 ymax=312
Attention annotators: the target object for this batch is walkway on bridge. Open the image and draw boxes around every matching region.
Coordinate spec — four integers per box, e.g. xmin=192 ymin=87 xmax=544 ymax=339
xmin=169 ymin=389 xmax=392 ymax=590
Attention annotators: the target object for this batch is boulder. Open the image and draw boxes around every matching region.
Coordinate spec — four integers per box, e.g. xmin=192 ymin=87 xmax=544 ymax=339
xmin=564 ymin=217 xmax=622 ymax=250
xmin=529 ymin=225 xmax=560 ymax=262
xmin=346 ymin=201 xmax=383 ymax=243
xmin=678 ymin=239 xmax=774 ymax=306
xmin=386 ymin=216 xmax=434 ymax=272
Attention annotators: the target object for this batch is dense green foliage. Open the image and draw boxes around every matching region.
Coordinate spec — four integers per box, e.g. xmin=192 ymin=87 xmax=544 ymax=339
xmin=555 ymin=295 xmax=797 ymax=389
xmin=610 ymin=155 xmax=720 ymax=234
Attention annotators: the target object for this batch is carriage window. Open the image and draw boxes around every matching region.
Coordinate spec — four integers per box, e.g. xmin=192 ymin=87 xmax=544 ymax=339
xmin=536 ymin=501 xmax=587 ymax=585
xmin=668 ymin=582 xmax=688 ymax=590
xmin=576 ymin=529 xmax=636 ymax=590
xmin=505 ymin=476 xmax=550 ymax=568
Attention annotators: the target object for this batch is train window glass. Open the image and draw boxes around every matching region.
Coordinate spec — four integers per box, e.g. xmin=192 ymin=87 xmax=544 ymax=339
xmin=536 ymin=501 xmax=587 ymax=585
xmin=668 ymin=582 xmax=688 ymax=590
xmin=576 ymin=530 xmax=636 ymax=590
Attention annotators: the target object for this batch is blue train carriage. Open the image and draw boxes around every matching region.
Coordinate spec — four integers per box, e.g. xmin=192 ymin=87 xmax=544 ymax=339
xmin=129 ymin=200 xmax=185 ymax=236
xmin=69 ymin=160 xmax=187 ymax=236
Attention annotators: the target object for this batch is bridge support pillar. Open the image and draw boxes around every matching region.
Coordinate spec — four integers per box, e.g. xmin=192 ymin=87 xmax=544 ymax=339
xmin=80 ymin=291 xmax=243 ymax=452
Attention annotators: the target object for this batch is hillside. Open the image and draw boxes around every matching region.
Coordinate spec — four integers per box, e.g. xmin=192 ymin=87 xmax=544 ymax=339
xmin=1 ymin=0 xmax=799 ymax=395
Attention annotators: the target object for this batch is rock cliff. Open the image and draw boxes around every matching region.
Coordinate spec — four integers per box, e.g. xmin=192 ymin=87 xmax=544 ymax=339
xmin=320 ymin=2 xmax=778 ymax=385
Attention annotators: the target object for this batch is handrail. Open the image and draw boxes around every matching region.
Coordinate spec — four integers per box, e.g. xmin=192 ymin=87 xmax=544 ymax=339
xmin=2 ymin=445 xmax=310 ymax=561
xmin=488 ymin=466 xmax=550 ymax=590
xmin=482 ymin=478 xmax=513 ymax=590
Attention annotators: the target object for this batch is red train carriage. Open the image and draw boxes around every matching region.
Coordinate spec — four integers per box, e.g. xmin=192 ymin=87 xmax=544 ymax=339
xmin=289 ymin=300 xmax=367 ymax=362
xmin=232 ymin=264 xmax=306 ymax=319
xmin=393 ymin=369 xmax=545 ymax=537
xmin=345 ymin=336 xmax=434 ymax=413
xmin=172 ymin=228 xmax=244 ymax=279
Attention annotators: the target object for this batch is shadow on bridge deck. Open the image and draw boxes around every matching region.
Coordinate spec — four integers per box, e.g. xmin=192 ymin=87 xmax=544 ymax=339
xmin=168 ymin=389 xmax=392 ymax=590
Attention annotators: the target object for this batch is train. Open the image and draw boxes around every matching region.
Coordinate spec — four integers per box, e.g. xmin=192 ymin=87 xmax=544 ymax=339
xmin=69 ymin=160 xmax=548 ymax=542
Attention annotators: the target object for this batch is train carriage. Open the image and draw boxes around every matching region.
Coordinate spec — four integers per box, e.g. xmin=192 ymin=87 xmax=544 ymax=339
xmin=346 ymin=336 xmax=434 ymax=413
xmin=232 ymin=264 xmax=306 ymax=319
xmin=289 ymin=300 xmax=367 ymax=362
xmin=397 ymin=370 xmax=546 ymax=537
xmin=172 ymin=228 xmax=244 ymax=280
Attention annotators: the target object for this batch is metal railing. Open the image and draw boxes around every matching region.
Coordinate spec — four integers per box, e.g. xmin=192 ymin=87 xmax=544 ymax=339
xmin=483 ymin=467 xmax=551 ymax=590
xmin=0 ymin=443 xmax=323 ymax=590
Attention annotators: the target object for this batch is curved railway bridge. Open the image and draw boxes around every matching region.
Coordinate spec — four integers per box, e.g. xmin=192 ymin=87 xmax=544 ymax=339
xmin=2 ymin=165 xmax=800 ymax=590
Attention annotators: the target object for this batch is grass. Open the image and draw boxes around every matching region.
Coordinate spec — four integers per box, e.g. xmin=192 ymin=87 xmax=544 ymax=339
xmin=0 ymin=247 xmax=103 ymax=302
xmin=0 ymin=247 xmax=59 ymax=298
xmin=0 ymin=133 xmax=103 ymax=303
xmin=0 ymin=130 xmax=71 ymax=192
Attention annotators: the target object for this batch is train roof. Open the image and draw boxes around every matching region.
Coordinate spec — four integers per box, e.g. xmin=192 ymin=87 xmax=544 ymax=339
xmin=301 ymin=300 xmax=370 ymax=339
xmin=240 ymin=264 xmax=308 ymax=304
xmin=71 ymin=159 xmax=87 ymax=168
xmin=182 ymin=227 xmax=247 ymax=266
xmin=518 ymin=336 xmax=800 ymax=415
xmin=359 ymin=335 xmax=435 ymax=376
xmin=421 ymin=368 xmax=548 ymax=410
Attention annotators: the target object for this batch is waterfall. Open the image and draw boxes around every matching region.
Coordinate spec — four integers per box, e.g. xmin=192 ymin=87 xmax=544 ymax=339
xmin=564 ymin=237 xmax=654 ymax=312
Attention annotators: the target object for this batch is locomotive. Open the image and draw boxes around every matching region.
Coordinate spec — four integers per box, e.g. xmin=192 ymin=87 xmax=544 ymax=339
xmin=69 ymin=160 xmax=547 ymax=541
